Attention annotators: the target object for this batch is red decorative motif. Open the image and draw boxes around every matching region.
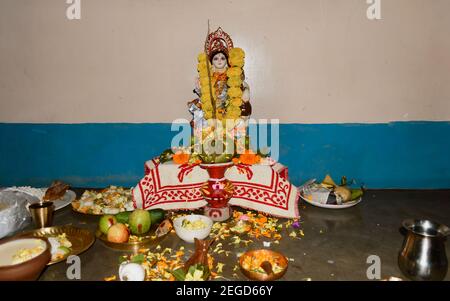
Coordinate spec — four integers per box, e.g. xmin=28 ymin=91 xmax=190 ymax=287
xmin=177 ymin=162 xmax=200 ymax=182
xmin=232 ymin=169 xmax=291 ymax=210
xmin=278 ymin=167 xmax=289 ymax=181
xmin=207 ymin=209 xmax=222 ymax=218
xmin=235 ymin=164 xmax=254 ymax=180
xmin=145 ymin=159 xmax=159 ymax=175
xmin=204 ymin=206 xmax=231 ymax=220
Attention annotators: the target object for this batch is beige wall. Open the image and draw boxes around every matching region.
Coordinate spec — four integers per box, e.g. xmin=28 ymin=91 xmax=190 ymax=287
xmin=0 ymin=0 xmax=449 ymax=123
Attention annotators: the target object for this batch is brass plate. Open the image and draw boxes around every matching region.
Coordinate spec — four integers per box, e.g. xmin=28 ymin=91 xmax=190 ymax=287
xmin=95 ymin=225 xmax=168 ymax=252
xmin=18 ymin=226 xmax=95 ymax=265
xmin=239 ymin=249 xmax=288 ymax=281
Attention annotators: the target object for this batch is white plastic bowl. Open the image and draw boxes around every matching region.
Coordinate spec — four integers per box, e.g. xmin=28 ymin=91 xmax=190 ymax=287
xmin=173 ymin=215 xmax=213 ymax=243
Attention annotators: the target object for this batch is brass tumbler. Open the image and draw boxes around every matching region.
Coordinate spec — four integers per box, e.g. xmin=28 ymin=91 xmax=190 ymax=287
xmin=29 ymin=202 xmax=54 ymax=228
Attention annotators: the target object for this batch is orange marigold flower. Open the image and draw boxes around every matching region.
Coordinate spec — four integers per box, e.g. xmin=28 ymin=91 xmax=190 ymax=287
xmin=256 ymin=216 xmax=267 ymax=224
xmin=207 ymin=254 xmax=215 ymax=269
xmin=157 ymin=261 xmax=168 ymax=270
xmin=262 ymin=231 xmax=271 ymax=238
xmin=239 ymin=150 xmax=261 ymax=165
xmin=173 ymin=152 xmax=190 ymax=164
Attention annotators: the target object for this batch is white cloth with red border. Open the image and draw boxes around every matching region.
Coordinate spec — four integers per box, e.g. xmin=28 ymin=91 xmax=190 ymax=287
xmin=132 ymin=159 xmax=300 ymax=218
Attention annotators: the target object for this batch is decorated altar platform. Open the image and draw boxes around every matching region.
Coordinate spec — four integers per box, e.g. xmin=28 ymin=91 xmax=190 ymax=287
xmin=133 ymin=159 xmax=299 ymax=219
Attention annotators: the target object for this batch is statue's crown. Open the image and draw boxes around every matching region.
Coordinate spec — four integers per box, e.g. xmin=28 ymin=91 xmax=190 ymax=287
xmin=205 ymin=27 xmax=234 ymax=60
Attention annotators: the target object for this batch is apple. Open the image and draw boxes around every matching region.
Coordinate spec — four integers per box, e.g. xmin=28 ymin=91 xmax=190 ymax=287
xmin=107 ymin=223 xmax=129 ymax=243
xmin=99 ymin=214 xmax=117 ymax=235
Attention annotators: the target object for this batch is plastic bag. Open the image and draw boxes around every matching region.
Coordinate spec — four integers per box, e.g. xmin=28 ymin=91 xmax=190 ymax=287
xmin=0 ymin=191 xmax=39 ymax=239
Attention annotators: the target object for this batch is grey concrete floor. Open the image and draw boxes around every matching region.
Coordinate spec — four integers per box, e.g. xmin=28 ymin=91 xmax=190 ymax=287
xmin=31 ymin=189 xmax=450 ymax=281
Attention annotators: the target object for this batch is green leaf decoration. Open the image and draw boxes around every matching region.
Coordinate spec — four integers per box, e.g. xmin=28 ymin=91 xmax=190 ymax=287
xmin=130 ymin=254 xmax=145 ymax=264
xmin=169 ymin=268 xmax=186 ymax=281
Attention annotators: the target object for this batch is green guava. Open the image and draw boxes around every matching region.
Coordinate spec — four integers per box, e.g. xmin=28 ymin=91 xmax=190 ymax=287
xmin=128 ymin=209 xmax=151 ymax=235
xmin=99 ymin=214 xmax=117 ymax=235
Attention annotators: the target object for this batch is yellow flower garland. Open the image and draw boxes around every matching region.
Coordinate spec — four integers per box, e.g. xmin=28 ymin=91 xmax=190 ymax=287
xmin=227 ymin=77 xmax=242 ymax=87
xmin=197 ymin=48 xmax=246 ymax=123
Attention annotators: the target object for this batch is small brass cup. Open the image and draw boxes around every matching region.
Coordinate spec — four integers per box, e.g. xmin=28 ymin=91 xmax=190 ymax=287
xmin=29 ymin=202 xmax=54 ymax=228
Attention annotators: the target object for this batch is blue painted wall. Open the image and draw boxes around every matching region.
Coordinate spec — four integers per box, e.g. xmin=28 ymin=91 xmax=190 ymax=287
xmin=1 ymin=122 xmax=449 ymax=189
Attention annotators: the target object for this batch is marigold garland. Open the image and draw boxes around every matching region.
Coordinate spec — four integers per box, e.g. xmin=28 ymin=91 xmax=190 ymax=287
xmin=227 ymin=77 xmax=242 ymax=87
xmin=197 ymin=48 xmax=245 ymax=122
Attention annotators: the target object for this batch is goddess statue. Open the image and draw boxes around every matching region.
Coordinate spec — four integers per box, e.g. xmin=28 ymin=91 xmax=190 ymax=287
xmin=188 ymin=27 xmax=251 ymax=144
xmin=133 ymin=27 xmax=300 ymax=221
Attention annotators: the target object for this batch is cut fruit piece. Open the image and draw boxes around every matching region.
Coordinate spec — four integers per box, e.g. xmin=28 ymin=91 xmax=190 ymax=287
xmin=334 ymin=186 xmax=352 ymax=203
xmin=322 ymin=174 xmax=337 ymax=187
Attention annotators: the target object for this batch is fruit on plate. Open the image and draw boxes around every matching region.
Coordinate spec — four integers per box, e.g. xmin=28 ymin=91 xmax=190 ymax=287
xmin=351 ymin=188 xmax=364 ymax=200
xmin=321 ymin=174 xmax=337 ymax=189
xmin=107 ymin=223 xmax=129 ymax=243
xmin=99 ymin=215 xmax=117 ymax=235
xmin=149 ymin=209 xmax=165 ymax=225
xmin=48 ymin=233 xmax=72 ymax=261
xmin=334 ymin=186 xmax=352 ymax=203
xmin=116 ymin=211 xmax=131 ymax=224
xmin=317 ymin=174 xmax=365 ymax=204
xmin=129 ymin=209 xmax=151 ymax=235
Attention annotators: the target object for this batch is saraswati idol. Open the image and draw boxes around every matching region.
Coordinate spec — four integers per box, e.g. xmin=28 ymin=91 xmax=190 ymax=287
xmin=135 ymin=26 xmax=299 ymax=220
xmin=182 ymin=27 xmax=254 ymax=221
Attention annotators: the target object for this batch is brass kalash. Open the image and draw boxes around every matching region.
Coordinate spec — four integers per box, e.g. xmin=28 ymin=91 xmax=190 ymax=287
xmin=398 ymin=219 xmax=450 ymax=281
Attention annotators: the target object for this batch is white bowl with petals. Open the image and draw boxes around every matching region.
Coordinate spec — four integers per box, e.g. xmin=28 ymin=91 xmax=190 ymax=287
xmin=173 ymin=215 xmax=213 ymax=243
